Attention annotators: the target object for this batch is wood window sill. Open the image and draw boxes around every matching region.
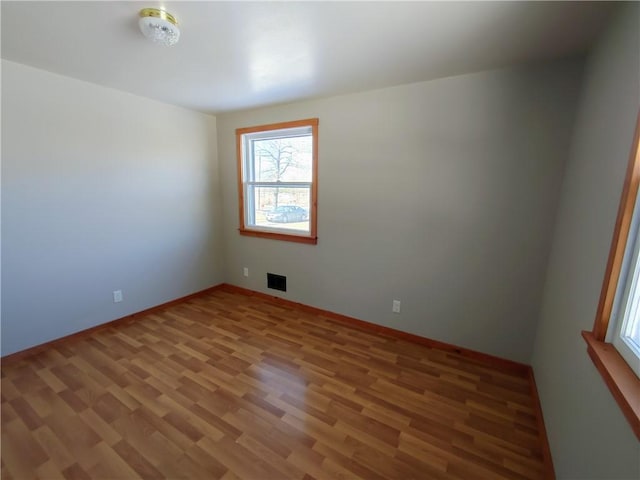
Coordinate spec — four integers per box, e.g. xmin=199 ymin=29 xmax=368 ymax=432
xmin=238 ymin=228 xmax=318 ymax=244
xmin=582 ymin=330 xmax=640 ymax=440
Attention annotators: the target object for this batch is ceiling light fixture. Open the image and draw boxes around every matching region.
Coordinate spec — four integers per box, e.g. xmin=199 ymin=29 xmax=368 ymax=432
xmin=139 ymin=8 xmax=180 ymax=46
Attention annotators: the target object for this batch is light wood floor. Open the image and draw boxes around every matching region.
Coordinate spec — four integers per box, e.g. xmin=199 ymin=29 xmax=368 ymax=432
xmin=2 ymin=289 xmax=547 ymax=479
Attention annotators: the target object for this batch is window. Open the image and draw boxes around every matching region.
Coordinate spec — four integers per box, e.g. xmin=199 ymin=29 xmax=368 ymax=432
xmin=609 ymin=188 xmax=640 ymax=377
xmin=584 ymin=111 xmax=640 ymax=440
xmin=236 ymin=118 xmax=318 ymax=244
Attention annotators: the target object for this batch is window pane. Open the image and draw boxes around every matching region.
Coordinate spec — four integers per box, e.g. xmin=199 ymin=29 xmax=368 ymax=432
xmin=612 ymin=188 xmax=640 ymax=376
xmin=249 ymin=186 xmax=310 ymax=233
xmin=623 ymin=308 xmax=640 ymax=351
xmin=622 ymin=247 xmax=640 ymax=353
xmin=253 ymin=136 xmax=312 ymax=183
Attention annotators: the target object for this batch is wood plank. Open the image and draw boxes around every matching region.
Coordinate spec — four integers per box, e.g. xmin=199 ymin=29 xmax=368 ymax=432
xmin=1 ymin=289 xmax=550 ymax=479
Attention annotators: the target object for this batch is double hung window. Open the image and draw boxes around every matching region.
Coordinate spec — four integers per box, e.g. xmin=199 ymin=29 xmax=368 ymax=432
xmin=609 ymin=187 xmax=640 ymax=377
xmin=585 ymin=112 xmax=640 ymax=439
xmin=236 ymin=118 xmax=318 ymax=244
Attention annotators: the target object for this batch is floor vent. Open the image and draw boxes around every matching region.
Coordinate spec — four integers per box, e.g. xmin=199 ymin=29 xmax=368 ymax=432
xmin=267 ymin=273 xmax=287 ymax=292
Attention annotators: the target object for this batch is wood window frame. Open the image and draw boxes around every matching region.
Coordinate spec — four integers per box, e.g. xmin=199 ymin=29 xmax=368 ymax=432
xmin=236 ymin=118 xmax=318 ymax=245
xmin=584 ymin=110 xmax=640 ymax=440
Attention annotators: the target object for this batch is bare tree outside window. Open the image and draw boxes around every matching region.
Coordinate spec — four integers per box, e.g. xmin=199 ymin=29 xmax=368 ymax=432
xmin=254 ymin=136 xmax=312 ymax=211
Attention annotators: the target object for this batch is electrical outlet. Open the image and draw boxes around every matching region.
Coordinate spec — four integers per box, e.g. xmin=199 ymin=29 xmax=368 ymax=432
xmin=392 ymin=299 xmax=401 ymax=313
xmin=243 ymin=267 xmax=249 ymax=277
xmin=113 ymin=290 xmax=123 ymax=303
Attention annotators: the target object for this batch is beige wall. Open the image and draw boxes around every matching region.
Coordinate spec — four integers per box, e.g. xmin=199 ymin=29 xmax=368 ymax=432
xmin=531 ymin=3 xmax=640 ymax=478
xmin=1 ymin=60 xmax=224 ymax=355
xmin=217 ymin=58 xmax=583 ymax=363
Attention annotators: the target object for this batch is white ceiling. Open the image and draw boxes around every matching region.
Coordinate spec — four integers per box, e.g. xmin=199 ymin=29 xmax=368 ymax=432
xmin=1 ymin=1 xmax=616 ymax=114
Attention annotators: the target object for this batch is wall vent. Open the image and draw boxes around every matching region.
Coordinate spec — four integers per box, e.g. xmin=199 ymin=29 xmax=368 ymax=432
xmin=267 ymin=273 xmax=287 ymax=292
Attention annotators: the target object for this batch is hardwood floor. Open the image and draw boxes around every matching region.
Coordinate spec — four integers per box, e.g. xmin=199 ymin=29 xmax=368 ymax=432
xmin=2 ymin=288 xmax=549 ymax=479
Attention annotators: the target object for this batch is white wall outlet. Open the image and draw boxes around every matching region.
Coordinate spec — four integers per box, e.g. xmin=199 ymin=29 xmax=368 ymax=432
xmin=113 ymin=290 xmax=123 ymax=303
xmin=392 ymin=299 xmax=401 ymax=313
xmin=243 ymin=267 xmax=249 ymax=277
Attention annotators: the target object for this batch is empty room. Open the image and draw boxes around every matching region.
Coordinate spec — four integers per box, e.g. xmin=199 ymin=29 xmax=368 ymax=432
xmin=1 ymin=1 xmax=639 ymax=479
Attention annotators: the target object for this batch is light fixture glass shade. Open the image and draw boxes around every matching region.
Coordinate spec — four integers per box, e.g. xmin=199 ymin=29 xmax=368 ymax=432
xmin=139 ymin=8 xmax=180 ymax=46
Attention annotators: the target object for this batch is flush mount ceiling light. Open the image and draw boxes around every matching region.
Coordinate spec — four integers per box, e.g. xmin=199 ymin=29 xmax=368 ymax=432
xmin=139 ymin=8 xmax=180 ymax=46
